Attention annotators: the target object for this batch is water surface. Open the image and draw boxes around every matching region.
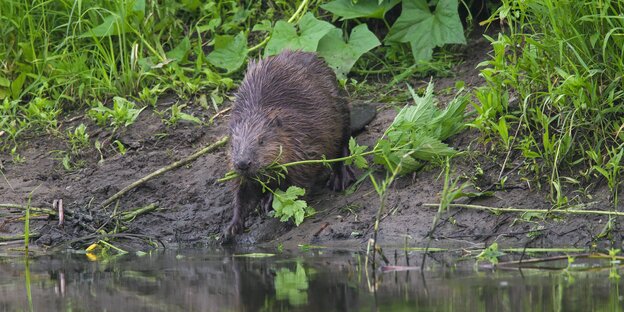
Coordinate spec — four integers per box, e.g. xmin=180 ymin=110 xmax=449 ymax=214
xmin=1 ymin=248 xmax=622 ymax=311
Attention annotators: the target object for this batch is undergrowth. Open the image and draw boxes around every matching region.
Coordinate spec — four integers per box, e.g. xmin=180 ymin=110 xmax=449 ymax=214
xmin=0 ymin=0 xmax=473 ymax=156
xmin=473 ymin=0 xmax=624 ymax=211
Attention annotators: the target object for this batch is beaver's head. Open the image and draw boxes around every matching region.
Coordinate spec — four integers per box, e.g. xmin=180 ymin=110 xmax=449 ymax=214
xmin=229 ymin=110 xmax=283 ymax=178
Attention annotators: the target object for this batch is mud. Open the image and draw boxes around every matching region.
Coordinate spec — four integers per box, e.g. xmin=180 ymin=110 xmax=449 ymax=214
xmin=1 ymin=33 xmax=621 ymax=252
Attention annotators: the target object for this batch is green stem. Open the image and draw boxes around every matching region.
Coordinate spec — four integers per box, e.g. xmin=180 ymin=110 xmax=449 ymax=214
xmin=247 ymin=0 xmax=310 ymax=54
xmin=217 ymin=149 xmax=378 ymax=183
xmin=288 ymin=0 xmax=311 ymax=23
xmin=423 ymin=203 xmax=624 ymax=217
xmin=0 ymin=204 xmax=56 ymax=215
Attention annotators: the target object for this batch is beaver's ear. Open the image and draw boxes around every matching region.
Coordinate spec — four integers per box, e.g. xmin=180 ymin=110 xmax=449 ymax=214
xmin=270 ymin=117 xmax=282 ymax=128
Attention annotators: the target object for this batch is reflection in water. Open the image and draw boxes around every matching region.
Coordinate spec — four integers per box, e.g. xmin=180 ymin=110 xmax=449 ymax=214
xmin=0 ymin=249 xmax=623 ymax=311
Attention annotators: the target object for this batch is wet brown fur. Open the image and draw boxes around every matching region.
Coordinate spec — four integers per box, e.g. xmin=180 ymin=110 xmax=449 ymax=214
xmin=224 ymin=50 xmax=353 ymax=240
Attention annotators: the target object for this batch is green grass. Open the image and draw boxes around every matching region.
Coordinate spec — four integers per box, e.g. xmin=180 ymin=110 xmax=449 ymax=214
xmin=1 ymin=0 xmax=473 ymax=161
xmin=474 ymin=0 xmax=624 ymax=209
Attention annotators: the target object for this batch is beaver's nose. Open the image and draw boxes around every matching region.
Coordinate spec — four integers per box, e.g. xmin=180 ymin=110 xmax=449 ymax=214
xmin=235 ymin=160 xmax=251 ymax=171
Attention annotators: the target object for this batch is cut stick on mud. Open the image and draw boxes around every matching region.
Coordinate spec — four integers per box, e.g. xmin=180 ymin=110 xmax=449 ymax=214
xmin=423 ymin=203 xmax=624 ymax=217
xmin=0 ymin=204 xmax=57 ymax=216
xmin=0 ymin=233 xmax=40 ymax=242
xmin=99 ymin=136 xmax=229 ymax=209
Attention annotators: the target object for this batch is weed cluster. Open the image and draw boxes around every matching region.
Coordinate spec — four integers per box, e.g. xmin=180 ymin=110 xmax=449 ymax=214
xmin=1 ymin=0 xmax=472 ymax=156
xmin=474 ymin=0 xmax=624 ymax=208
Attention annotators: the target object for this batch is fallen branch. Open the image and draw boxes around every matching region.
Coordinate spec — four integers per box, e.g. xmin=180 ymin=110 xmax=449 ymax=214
xmin=0 ymin=204 xmax=57 ymax=216
xmin=99 ymin=136 xmax=229 ymax=209
xmin=118 ymin=203 xmax=158 ymax=222
xmin=0 ymin=233 xmax=40 ymax=242
xmin=423 ymin=203 xmax=624 ymax=217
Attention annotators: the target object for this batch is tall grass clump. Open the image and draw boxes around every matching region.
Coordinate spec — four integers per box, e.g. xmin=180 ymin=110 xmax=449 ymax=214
xmin=475 ymin=0 xmax=624 ymax=207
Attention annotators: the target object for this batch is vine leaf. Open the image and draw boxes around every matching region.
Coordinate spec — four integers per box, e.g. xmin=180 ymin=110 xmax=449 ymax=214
xmin=385 ymin=0 xmax=466 ymax=61
xmin=321 ymin=0 xmax=401 ymax=20
xmin=207 ymin=32 xmax=248 ymax=72
xmin=272 ymin=186 xmax=311 ymax=226
xmin=317 ymin=24 xmax=381 ymax=79
xmin=166 ymin=37 xmax=191 ymax=63
xmin=265 ymin=12 xmax=334 ymax=56
xmin=347 ymin=137 xmax=369 ymax=169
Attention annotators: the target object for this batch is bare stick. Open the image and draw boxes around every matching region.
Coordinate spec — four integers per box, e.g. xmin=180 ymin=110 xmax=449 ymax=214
xmin=423 ymin=203 xmax=624 ymax=217
xmin=0 ymin=204 xmax=56 ymax=215
xmin=99 ymin=136 xmax=229 ymax=209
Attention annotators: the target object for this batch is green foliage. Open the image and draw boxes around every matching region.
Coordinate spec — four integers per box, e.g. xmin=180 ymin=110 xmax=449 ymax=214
xmin=347 ymin=137 xmax=368 ymax=169
xmin=207 ymin=32 xmax=248 ymax=72
xmin=166 ymin=104 xmax=203 ymax=126
xmin=1 ymin=0 xmax=470 ymax=149
xmin=88 ymin=97 xmax=145 ymax=130
xmin=322 ymin=0 xmax=401 ymax=20
xmin=373 ymin=82 xmax=469 ymax=174
xmin=385 ymin=0 xmax=466 ymax=61
xmin=67 ymin=124 xmax=90 ymax=154
xmin=317 ymin=24 xmax=381 ymax=79
xmin=476 ymin=243 xmax=505 ymax=265
xmin=476 ymin=0 xmax=624 ymax=206
xmin=265 ymin=12 xmax=335 ymax=56
xmin=272 ymin=186 xmax=314 ymax=226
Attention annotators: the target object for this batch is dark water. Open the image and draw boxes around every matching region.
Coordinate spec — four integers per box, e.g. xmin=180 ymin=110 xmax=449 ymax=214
xmin=1 ymin=248 xmax=623 ymax=311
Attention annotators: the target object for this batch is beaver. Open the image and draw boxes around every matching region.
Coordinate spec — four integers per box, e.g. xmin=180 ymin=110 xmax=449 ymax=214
xmin=224 ymin=50 xmax=355 ymax=239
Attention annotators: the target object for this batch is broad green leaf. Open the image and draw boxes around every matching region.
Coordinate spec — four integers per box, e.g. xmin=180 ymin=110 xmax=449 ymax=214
xmin=385 ymin=0 xmax=466 ymax=61
xmin=321 ymin=0 xmax=401 ymax=20
xmin=317 ymin=24 xmax=381 ymax=79
xmin=178 ymin=112 xmax=202 ymax=124
xmin=272 ymin=186 xmax=309 ymax=226
xmin=131 ymin=0 xmax=146 ymax=19
xmin=11 ymin=73 xmax=26 ymax=99
xmin=166 ymin=37 xmax=191 ymax=63
xmin=207 ymin=32 xmax=248 ymax=72
xmin=347 ymin=137 xmax=369 ymax=169
xmin=80 ymin=15 xmax=123 ymax=38
xmin=265 ymin=12 xmax=334 ymax=56
xmin=0 ymin=76 xmax=10 ymax=88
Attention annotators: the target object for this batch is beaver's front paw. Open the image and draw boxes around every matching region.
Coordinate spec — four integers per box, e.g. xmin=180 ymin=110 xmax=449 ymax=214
xmin=222 ymin=218 xmax=244 ymax=244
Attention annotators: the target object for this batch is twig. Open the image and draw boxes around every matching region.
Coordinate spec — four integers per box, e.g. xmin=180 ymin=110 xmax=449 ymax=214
xmin=0 ymin=204 xmax=57 ymax=215
xmin=209 ymin=107 xmax=231 ymax=124
xmin=118 ymin=203 xmax=158 ymax=221
xmin=0 ymin=233 xmax=40 ymax=242
xmin=497 ymin=253 xmax=624 ymax=267
xmin=99 ymin=136 xmax=229 ymax=209
xmin=423 ymin=203 xmax=624 ymax=217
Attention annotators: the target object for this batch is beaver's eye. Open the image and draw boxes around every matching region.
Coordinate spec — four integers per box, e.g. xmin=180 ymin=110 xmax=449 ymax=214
xmin=259 ymin=138 xmax=264 ymax=145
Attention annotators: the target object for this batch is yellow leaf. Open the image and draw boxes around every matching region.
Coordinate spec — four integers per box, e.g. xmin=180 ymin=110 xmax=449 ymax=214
xmin=86 ymin=243 xmax=98 ymax=252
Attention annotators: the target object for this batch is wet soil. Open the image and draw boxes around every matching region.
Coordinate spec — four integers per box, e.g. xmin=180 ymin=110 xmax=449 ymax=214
xmin=1 ymin=34 xmax=621 ymax=252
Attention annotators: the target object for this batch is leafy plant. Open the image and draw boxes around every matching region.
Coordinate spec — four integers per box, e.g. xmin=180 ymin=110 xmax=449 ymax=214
xmin=88 ymin=97 xmax=145 ymax=130
xmin=265 ymin=12 xmax=335 ymax=56
xmin=317 ymin=24 xmax=381 ymax=80
xmin=321 ymin=0 xmax=401 ymax=20
xmin=478 ymin=0 xmax=624 ymax=207
xmin=371 ymin=82 xmax=469 ymax=174
xmin=166 ymin=104 xmax=202 ymax=126
xmin=67 ymin=124 xmax=90 ymax=154
xmin=207 ymin=32 xmax=248 ymax=72
xmin=476 ymin=242 xmax=505 ymax=265
xmin=385 ymin=0 xmax=466 ymax=61
xmin=271 ymin=186 xmax=315 ymax=226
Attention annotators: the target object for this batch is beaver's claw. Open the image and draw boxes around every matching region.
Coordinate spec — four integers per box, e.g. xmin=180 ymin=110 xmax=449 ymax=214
xmin=222 ymin=218 xmax=244 ymax=244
